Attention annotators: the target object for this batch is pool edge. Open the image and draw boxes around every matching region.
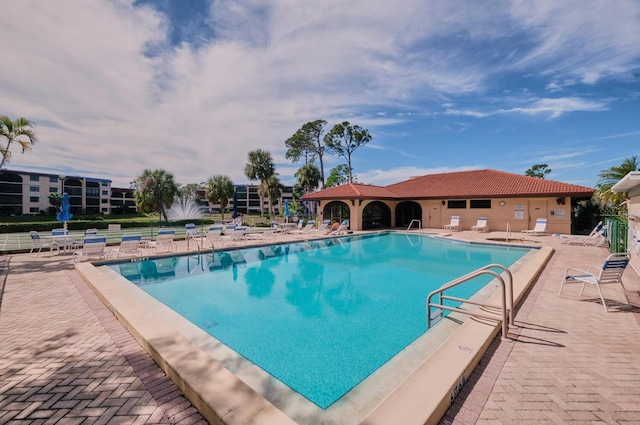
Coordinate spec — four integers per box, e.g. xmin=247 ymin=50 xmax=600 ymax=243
xmin=360 ymin=245 xmax=554 ymax=425
xmin=75 ymin=244 xmax=554 ymax=425
xmin=74 ymin=261 xmax=297 ymax=425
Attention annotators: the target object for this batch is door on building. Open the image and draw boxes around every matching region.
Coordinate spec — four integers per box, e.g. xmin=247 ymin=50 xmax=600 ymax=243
xmin=528 ymin=200 xmax=548 ymax=229
xmin=427 ymin=201 xmax=442 ymax=228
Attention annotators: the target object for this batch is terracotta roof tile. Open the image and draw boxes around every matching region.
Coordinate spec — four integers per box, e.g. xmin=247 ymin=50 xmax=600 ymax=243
xmin=302 ymin=169 xmax=594 ymax=201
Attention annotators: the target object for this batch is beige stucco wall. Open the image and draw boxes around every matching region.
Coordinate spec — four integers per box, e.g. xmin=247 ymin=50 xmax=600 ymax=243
xmin=627 ymin=187 xmax=640 ymax=275
xmin=316 ymin=197 xmax=573 ymax=234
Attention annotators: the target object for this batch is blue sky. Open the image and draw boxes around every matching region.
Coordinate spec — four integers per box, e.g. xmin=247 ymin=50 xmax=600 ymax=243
xmin=1 ymin=0 xmax=638 ymax=189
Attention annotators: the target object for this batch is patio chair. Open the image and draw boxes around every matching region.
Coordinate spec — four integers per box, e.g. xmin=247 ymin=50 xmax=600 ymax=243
xmin=522 ymin=218 xmax=548 ymax=235
xmin=317 ymin=219 xmax=331 ymax=232
xmin=203 ymin=225 xmax=225 ymax=249
xmin=29 ymin=231 xmax=58 ymax=256
xmin=73 ymin=236 xmax=108 ymax=263
xmin=149 ymin=228 xmax=177 ymax=253
xmin=327 ymin=220 xmax=350 ymax=236
xmin=245 ymin=228 xmax=277 ymax=243
xmin=220 ymin=226 xmax=247 ymax=246
xmin=185 ymin=223 xmax=202 ymax=250
xmin=558 ymin=228 xmax=607 ymax=247
xmin=558 ymin=253 xmax=631 ymax=312
xmin=471 ymin=217 xmax=489 ymax=232
xmin=291 ymin=220 xmax=316 ymax=237
xmin=444 ymin=216 xmax=461 ymax=231
xmin=110 ymin=233 xmax=142 ymax=258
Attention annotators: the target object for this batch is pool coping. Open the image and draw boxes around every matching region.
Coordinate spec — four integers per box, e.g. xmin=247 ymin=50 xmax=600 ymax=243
xmin=75 ymin=241 xmax=553 ymax=425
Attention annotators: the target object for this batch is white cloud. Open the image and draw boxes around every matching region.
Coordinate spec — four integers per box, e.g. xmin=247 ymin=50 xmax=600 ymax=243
xmin=0 ymin=0 xmax=637 ymax=190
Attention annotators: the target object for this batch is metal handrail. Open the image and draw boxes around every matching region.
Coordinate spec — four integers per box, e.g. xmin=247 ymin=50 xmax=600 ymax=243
xmin=407 ymin=219 xmax=422 ymax=231
xmin=427 ymin=263 xmax=514 ymax=341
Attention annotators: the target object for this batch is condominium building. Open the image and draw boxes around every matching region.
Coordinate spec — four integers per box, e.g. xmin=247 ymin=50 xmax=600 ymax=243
xmin=0 ymin=169 xmax=112 ymax=215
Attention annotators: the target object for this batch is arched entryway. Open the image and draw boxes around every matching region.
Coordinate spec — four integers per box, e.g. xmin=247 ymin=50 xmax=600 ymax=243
xmin=395 ymin=201 xmax=422 ymax=228
xmin=323 ymin=201 xmax=350 ymax=224
xmin=362 ymin=201 xmax=391 ymax=230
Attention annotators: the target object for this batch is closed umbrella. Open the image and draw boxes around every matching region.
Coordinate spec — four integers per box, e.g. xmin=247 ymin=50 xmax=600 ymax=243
xmin=56 ymin=193 xmax=73 ymax=229
xmin=232 ymin=189 xmax=238 ymax=219
xmin=283 ymin=199 xmax=290 ymax=222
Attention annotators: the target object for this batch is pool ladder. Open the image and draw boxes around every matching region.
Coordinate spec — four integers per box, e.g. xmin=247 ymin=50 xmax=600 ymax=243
xmin=407 ymin=219 xmax=422 ymax=231
xmin=427 ymin=264 xmax=514 ymax=341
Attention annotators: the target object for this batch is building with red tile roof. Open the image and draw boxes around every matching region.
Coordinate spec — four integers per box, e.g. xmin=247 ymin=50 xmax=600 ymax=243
xmin=302 ymin=169 xmax=594 ymax=233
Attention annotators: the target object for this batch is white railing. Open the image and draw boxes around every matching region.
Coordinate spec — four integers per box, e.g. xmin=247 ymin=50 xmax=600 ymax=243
xmin=427 ymin=264 xmax=514 ymax=341
xmin=407 ymin=219 xmax=422 ymax=231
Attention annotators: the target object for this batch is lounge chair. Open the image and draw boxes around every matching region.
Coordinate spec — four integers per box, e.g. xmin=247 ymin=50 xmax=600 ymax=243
xmin=203 ymin=225 xmax=225 ymax=249
xmin=558 ymin=253 xmax=631 ymax=312
xmin=558 ymin=229 xmax=607 ymax=247
xmin=522 ymin=218 xmax=547 ymax=235
xmin=245 ymin=228 xmax=277 ymax=243
xmin=317 ymin=219 xmax=331 ymax=232
xmin=291 ymin=220 xmax=315 ymax=237
xmin=220 ymin=226 xmax=247 ymax=246
xmin=444 ymin=216 xmax=461 ymax=231
xmin=149 ymin=228 xmax=177 ymax=253
xmin=185 ymin=223 xmax=202 ymax=250
xmin=73 ymin=236 xmax=108 ymax=263
xmin=110 ymin=233 xmax=142 ymax=258
xmin=327 ymin=220 xmax=350 ymax=235
xmin=471 ymin=217 xmax=488 ymax=233
xmin=29 ymin=231 xmax=58 ymax=256
xmin=51 ymin=228 xmax=77 ymax=253
xmin=85 ymin=228 xmax=98 ymax=236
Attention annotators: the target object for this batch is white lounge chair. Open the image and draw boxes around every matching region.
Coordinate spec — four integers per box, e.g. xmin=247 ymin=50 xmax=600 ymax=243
xmin=185 ymin=223 xmax=201 ymax=250
xmin=327 ymin=220 xmax=349 ymax=235
xmin=558 ymin=253 xmax=631 ymax=312
xmin=245 ymin=228 xmax=277 ymax=243
xmin=444 ymin=216 xmax=461 ymax=231
xmin=317 ymin=219 xmax=331 ymax=232
xmin=29 ymin=231 xmax=58 ymax=256
xmin=471 ymin=217 xmax=488 ymax=233
xmin=559 ymin=229 xmax=607 ymax=247
xmin=291 ymin=220 xmax=316 ymax=237
xmin=73 ymin=236 xmax=107 ymax=262
xmin=522 ymin=218 xmax=547 ymax=235
xmin=220 ymin=226 xmax=247 ymax=246
xmin=149 ymin=228 xmax=177 ymax=253
xmin=110 ymin=233 xmax=142 ymax=258
xmin=203 ymin=225 xmax=225 ymax=249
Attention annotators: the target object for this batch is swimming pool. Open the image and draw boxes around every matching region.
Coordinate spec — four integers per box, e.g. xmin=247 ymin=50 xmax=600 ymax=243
xmin=107 ymin=232 xmax=530 ymax=409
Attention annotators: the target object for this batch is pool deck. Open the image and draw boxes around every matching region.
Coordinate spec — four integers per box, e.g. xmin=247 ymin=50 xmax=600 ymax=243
xmin=1 ymin=229 xmax=639 ymax=424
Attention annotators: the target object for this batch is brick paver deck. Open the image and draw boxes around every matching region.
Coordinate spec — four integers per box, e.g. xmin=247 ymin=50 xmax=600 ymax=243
xmin=1 ymin=233 xmax=639 ymax=424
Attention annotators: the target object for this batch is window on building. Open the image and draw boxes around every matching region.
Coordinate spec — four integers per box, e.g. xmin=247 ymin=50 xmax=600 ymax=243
xmin=49 ymin=187 xmax=58 ymax=193
xmin=30 ymin=196 xmax=39 ymax=203
xmin=29 ymin=186 xmax=39 ymax=192
xmin=101 ymin=199 xmax=108 ymax=203
xmin=447 ymin=200 xmax=466 ymax=209
xmin=470 ymin=199 xmax=491 ymax=209
xmin=49 ymin=176 xmax=58 ymax=183
xmin=101 ymin=207 xmax=109 ymax=212
xmin=101 ymin=182 xmax=109 ymax=187
xmin=30 ymin=175 xmax=39 ymax=181
xmin=101 ymin=190 xmax=109 ymax=196
xmin=30 ymin=207 xmax=40 ymax=213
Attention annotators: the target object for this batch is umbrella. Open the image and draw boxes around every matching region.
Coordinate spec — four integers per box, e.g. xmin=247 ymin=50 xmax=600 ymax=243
xmin=56 ymin=193 xmax=73 ymax=229
xmin=283 ymin=199 xmax=290 ymax=219
xmin=231 ymin=189 xmax=238 ymax=219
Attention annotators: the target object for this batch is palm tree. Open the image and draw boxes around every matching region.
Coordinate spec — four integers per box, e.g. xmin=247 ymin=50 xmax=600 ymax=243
xmin=264 ymin=174 xmax=282 ymax=218
xmin=244 ymin=149 xmax=275 ymax=216
xmin=295 ymin=164 xmax=321 ymax=193
xmin=596 ymin=156 xmax=639 ymax=207
xmin=0 ymin=116 xmax=38 ymax=170
xmin=206 ymin=175 xmax=234 ymax=221
xmin=132 ymin=169 xmax=179 ymax=222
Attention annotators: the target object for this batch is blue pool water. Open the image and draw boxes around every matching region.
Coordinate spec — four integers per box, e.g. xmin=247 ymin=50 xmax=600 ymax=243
xmin=108 ymin=233 xmax=530 ymax=409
